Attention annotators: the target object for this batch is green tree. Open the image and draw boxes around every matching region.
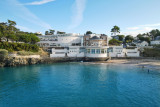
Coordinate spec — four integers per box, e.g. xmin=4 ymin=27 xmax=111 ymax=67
xmin=45 ymin=31 xmax=49 ymax=35
xmin=137 ymin=34 xmax=143 ymax=38
xmin=7 ymin=20 xmax=17 ymax=31
xmin=111 ymin=25 xmax=120 ymax=36
xmin=86 ymin=31 xmax=92 ymax=35
xmin=0 ymin=31 xmax=3 ymax=42
xmin=125 ymin=35 xmax=134 ymax=43
xmin=49 ymin=29 xmax=55 ymax=35
xmin=57 ymin=31 xmax=65 ymax=34
xmin=138 ymin=36 xmax=150 ymax=43
xmin=149 ymin=29 xmax=159 ymax=40
xmin=109 ymin=39 xmax=122 ymax=46
xmin=30 ymin=34 xmax=40 ymax=44
xmin=0 ymin=22 xmax=7 ymax=41
xmin=117 ymin=35 xmax=125 ymax=41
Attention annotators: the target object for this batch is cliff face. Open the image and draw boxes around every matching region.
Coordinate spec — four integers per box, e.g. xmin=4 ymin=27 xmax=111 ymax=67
xmin=0 ymin=57 xmax=42 ymax=67
xmin=0 ymin=57 xmax=109 ymax=67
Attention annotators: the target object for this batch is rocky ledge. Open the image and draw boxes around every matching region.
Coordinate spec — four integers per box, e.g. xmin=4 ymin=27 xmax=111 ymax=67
xmin=0 ymin=57 xmax=43 ymax=67
xmin=0 ymin=57 xmax=109 ymax=67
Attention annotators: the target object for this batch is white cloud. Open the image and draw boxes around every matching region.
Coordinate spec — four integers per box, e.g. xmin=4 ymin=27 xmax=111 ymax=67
xmin=140 ymin=23 xmax=160 ymax=27
xmin=68 ymin=0 xmax=87 ymax=29
xmin=22 ymin=0 xmax=55 ymax=5
xmin=6 ymin=0 xmax=52 ymax=32
xmin=127 ymin=27 xmax=139 ymax=30
xmin=124 ymin=23 xmax=160 ymax=36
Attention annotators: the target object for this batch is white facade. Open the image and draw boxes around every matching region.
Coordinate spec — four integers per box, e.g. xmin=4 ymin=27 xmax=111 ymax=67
xmin=50 ymin=46 xmax=140 ymax=58
xmin=124 ymin=48 xmax=140 ymax=57
xmin=151 ymin=40 xmax=160 ymax=45
xmin=136 ymin=41 xmax=149 ymax=47
xmin=39 ymin=33 xmax=140 ymax=58
xmin=50 ymin=46 xmax=109 ymax=58
xmin=85 ymin=46 xmax=108 ymax=58
xmin=67 ymin=46 xmax=85 ymax=57
xmin=37 ymin=33 xmax=83 ymax=47
xmin=108 ymin=46 xmax=140 ymax=57
xmin=108 ymin=46 xmax=125 ymax=57
xmin=50 ymin=48 xmax=68 ymax=57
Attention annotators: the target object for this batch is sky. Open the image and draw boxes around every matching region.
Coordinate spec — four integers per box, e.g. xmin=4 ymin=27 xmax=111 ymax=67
xmin=0 ymin=0 xmax=160 ymax=36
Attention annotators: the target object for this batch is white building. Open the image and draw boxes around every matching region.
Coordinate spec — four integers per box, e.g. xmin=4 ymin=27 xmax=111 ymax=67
xmin=50 ymin=46 xmax=109 ymax=58
xmin=136 ymin=41 xmax=149 ymax=47
xmin=50 ymin=46 xmax=85 ymax=58
xmin=37 ymin=33 xmax=83 ymax=48
xmin=39 ymin=33 xmax=140 ymax=58
xmin=151 ymin=40 xmax=160 ymax=45
xmin=108 ymin=46 xmax=125 ymax=57
xmin=85 ymin=46 xmax=108 ymax=58
xmin=50 ymin=45 xmax=140 ymax=58
xmin=67 ymin=46 xmax=85 ymax=57
xmin=108 ymin=46 xmax=140 ymax=57
xmin=50 ymin=48 xmax=68 ymax=57
xmin=124 ymin=48 xmax=140 ymax=57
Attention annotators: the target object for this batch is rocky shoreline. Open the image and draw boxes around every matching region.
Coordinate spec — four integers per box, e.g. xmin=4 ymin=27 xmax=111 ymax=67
xmin=0 ymin=57 xmax=42 ymax=67
xmin=1 ymin=56 xmax=160 ymax=69
xmin=0 ymin=57 xmax=109 ymax=67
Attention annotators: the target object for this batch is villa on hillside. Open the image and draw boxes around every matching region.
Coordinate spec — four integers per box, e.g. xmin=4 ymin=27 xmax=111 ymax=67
xmin=150 ymin=36 xmax=160 ymax=45
xmin=37 ymin=33 xmax=83 ymax=52
xmin=37 ymin=33 xmax=140 ymax=58
xmin=49 ymin=33 xmax=109 ymax=58
xmin=133 ymin=41 xmax=149 ymax=47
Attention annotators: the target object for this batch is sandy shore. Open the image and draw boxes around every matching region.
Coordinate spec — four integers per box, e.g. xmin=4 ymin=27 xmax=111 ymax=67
xmin=97 ymin=59 xmax=160 ymax=70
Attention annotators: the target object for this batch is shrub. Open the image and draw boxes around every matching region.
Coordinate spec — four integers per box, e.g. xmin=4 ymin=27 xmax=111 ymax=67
xmin=143 ymin=48 xmax=160 ymax=57
xmin=17 ymin=51 xmax=37 ymax=56
xmin=0 ymin=49 xmax=8 ymax=61
xmin=0 ymin=42 xmax=39 ymax=52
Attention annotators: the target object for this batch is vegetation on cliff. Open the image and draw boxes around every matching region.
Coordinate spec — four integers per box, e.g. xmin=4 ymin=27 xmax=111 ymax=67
xmin=0 ymin=42 xmax=39 ymax=52
xmin=0 ymin=20 xmax=40 ymax=52
xmin=143 ymin=45 xmax=160 ymax=57
xmin=0 ymin=20 xmax=40 ymax=43
xmin=0 ymin=49 xmax=8 ymax=61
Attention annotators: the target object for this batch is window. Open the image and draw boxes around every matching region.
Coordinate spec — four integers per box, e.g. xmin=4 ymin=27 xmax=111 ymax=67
xmin=96 ymin=49 xmax=100 ymax=54
xmin=107 ymin=48 xmax=113 ymax=52
xmin=101 ymin=49 xmax=104 ymax=54
xmin=86 ymin=38 xmax=89 ymax=40
xmin=91 ymin=49 xmax=95 ymax=54
xmin=104 ymin=49 xmax=107 ymax=53
xmin=87 ymin=49 xmax=90 ymax=53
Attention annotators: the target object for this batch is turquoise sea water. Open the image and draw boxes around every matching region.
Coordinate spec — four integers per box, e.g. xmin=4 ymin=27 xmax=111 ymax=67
xmin=0 ymin=63 xmax=160 ymax=107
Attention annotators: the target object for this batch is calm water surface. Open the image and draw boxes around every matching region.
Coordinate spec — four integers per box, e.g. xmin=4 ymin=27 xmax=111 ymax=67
xmin=0 ymin=63 xmax=160 ymax=107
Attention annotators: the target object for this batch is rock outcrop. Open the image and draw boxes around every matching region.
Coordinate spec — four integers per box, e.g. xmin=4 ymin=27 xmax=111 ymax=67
xmin=0 ymin=57 xmax=42 ymax=67
xmin=0 ymin=57 xmax=109 ymax=67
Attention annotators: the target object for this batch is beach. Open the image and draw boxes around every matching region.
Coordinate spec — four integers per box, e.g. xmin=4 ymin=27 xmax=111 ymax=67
xmin=105 ymin=59 xmax=160 ymax=70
